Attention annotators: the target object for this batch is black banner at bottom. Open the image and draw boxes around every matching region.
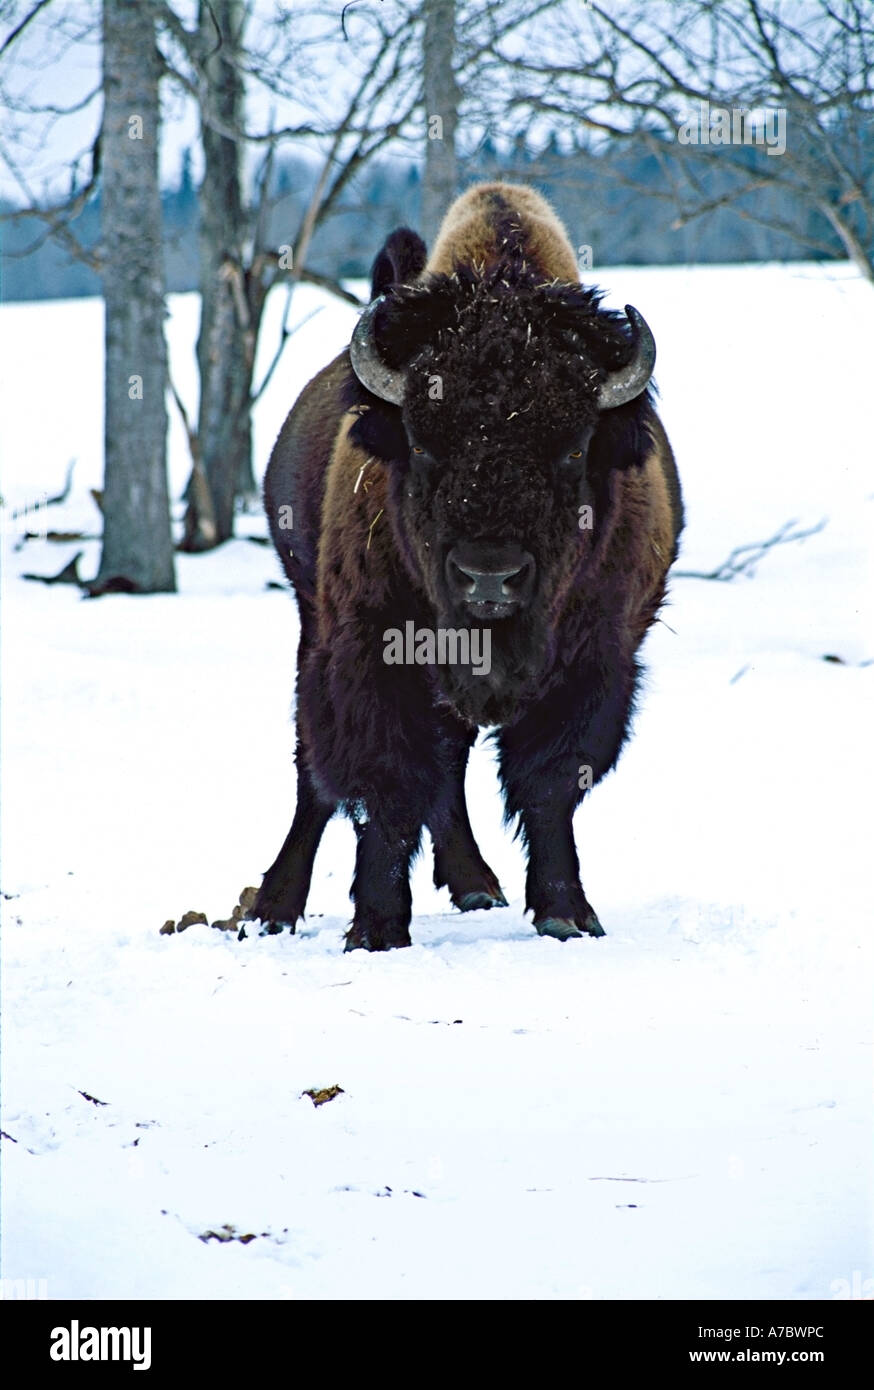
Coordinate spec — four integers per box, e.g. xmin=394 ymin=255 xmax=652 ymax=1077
xmin=1 ymin=1297 xmax=867 ymax=1373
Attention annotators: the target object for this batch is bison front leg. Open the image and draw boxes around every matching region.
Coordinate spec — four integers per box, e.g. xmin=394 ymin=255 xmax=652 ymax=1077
xmin=512 ymin=781 xmax=604 ymax=941
xmin=345 ymin=811 xmax=421 ymax=952
xmin=497 ymin=664 xmax=638 ymax=941
xmin=302 ymin=651 xmax=440 ymax=952
xmin=251 ymin=750 xmax=335 ymax=933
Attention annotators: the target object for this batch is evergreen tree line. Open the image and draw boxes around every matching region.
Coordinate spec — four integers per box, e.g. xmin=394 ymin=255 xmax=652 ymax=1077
xmin=3 ymin=125 xmax=864 ymax=303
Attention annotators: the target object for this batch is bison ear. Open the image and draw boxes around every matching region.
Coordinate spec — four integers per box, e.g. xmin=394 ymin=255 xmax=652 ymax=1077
xmin=348 ymin=402 xmax=410 ymax=464
xmin=350 ymin=283 xmax=452 ymax=403
xmin=370 ymin=228 xmax=427 ymax=299
xmin=369 ymin=284 xmax=455 ymax=371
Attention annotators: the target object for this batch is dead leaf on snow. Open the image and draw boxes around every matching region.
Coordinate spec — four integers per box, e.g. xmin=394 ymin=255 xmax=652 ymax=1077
xmin=303 ymin=1085 xmax=344 ymax=1107
xmin=198 ymin=1224 xmax=258 ymax=1245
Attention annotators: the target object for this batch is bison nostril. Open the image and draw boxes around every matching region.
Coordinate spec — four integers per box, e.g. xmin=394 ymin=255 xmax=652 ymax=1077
xmin=449 ymin=559 xmax=477 ymax=596
xmin=501 ymin=559 xmax=532 ymax=596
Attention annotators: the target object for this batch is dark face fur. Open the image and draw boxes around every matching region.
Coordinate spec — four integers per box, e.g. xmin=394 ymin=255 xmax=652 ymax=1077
xmin=350 ymin=272 xmax=646 ymax=724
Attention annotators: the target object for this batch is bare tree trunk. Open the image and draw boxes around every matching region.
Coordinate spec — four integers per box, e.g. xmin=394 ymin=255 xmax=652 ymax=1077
xmin=191 ymin=0 xmax=253 ymax=549
xmin=818 ymin=199 xmax=874 ymax=285
xmin=174 ymin=0 xmax=424 ymax=550
xmin=422 ymin=0 xmax=458 ymax=237
xmin=96 ymin=0 xmax=175 ymax=594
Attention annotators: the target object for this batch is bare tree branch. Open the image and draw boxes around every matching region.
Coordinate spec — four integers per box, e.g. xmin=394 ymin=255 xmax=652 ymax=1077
xmin=674 ymin=517 xmax=828 ymax=581
xmin=0 ymin=0 xmax=55 ymax=59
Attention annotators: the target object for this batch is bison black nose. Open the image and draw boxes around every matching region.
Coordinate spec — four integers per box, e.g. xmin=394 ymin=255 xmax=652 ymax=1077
xmin=445 ymin=543 xmax=535 ymax=613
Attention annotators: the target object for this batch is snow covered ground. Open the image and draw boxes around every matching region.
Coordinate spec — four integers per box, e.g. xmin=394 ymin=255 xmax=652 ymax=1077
xmin=1 ymin=262 xmax=871 ymax=1300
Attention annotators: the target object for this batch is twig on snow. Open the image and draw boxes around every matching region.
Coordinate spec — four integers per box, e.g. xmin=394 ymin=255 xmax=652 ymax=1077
xmin=674 ymin=517 xmax=827 ymax=582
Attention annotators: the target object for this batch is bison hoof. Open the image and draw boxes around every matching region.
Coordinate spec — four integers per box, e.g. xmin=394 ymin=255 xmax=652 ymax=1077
xmin=455 ymin=890 xmax=509 ymax=912
xmin=535 ymin=913 xmax=606 ymax=941
xmin=246 ymin=904 xmax=298 ymax=936
xmin=258 ymin=920 xmax=294 ymax=936
xmin=344 ymin=917 xmax=412 ymax=952
xmin=247 ymin=889 xmax=302 ymax=936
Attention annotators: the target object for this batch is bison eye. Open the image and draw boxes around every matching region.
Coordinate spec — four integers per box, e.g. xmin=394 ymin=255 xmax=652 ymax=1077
xmin=562 ymin=431 xmax=592 ymax=467
xmin=409 ymin=445 xmax=435 ymax=468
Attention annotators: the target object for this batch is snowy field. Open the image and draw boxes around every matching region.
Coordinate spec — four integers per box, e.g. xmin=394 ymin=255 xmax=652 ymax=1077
xmin=1 ymin=262 xmax=872 ymax=1300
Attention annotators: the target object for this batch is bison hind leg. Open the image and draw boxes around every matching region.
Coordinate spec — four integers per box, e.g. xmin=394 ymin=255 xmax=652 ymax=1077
xmin=428 ymin=742 xmax=508 ymax=914
xmin=431 ymin=816 xmax=508 ymax=911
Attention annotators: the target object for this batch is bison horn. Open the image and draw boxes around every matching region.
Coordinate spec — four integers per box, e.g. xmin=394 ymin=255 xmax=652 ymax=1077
xmin=597 ymin=305 xmax=656 ymax=410
xmin=349 ymin=296 xmax=406 ymax=405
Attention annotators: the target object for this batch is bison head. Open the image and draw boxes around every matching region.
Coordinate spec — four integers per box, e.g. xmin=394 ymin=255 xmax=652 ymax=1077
xmin=348 ymin=270 xmax=656 ymax=723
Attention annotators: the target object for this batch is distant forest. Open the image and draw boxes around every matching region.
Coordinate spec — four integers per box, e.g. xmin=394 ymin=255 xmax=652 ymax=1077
xmin=1 ymin=130 xmax=860 ymax=302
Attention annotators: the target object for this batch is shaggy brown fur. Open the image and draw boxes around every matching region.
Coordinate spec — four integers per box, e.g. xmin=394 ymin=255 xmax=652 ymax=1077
xmin=426 ymin=182 xmax=581 ymax=282
xmin=256 ymin=181 xmax=683 ymax=950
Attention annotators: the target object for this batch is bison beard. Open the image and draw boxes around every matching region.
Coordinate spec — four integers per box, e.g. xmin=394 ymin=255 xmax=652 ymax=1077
xmin=253 ymin=183 xmax=683 ymax=950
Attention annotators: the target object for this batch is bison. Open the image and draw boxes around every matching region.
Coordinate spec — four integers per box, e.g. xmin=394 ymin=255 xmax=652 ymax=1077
xmin=253 ymin=182 xmax=683 ymax=950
